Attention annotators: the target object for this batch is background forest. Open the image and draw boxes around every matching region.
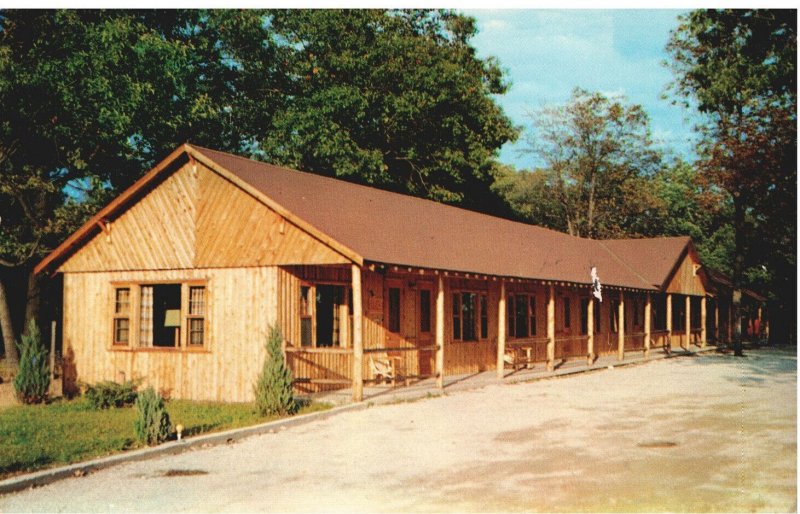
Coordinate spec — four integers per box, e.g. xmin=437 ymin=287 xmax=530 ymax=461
xmin=0 ymin=9 xmax=795 ymax=366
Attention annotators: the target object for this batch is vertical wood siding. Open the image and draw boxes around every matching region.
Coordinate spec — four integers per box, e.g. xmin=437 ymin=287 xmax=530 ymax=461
xmin=63 ymin=267 xmax=278 ymax=402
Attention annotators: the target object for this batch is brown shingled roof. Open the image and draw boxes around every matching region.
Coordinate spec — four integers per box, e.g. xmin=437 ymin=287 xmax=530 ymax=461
xmin=600 ymin=237 xmax=692 ymax=289
xmin=37 ymin=144 xmax=706 ymax=294
xmin=191 ymin=146 xmax=657 ymax=290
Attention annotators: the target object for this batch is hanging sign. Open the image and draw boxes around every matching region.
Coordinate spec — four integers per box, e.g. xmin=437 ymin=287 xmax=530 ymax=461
xmin=591 ymin=267 xmax=603 ymax=302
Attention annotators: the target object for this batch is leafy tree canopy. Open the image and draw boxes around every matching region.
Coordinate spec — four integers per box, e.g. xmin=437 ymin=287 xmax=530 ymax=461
xmin=0 ymin=8 xmax=516 ymax=356
xmin=666 ymin=8 xmax=796 ymax=345
xmin=519 ymin=88 xmax=663 ymax=238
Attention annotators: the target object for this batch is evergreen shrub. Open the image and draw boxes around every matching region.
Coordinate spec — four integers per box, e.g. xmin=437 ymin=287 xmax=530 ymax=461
xmin=254 ymin=325 xmax=296 ymax=416
xmin=134 ymin=387 xmax=171 ymax=445
xmin=85 ymin=380 xmax=139 ymax=409
xmin=13 ymin=320 xmax=50 ymax=404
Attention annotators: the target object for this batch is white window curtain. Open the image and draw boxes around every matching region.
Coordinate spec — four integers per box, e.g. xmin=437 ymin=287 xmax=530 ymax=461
xmin=139 ymin=285 xmax=153 ymax=347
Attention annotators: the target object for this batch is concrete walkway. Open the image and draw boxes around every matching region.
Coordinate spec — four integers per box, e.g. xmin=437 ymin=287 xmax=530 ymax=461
xmin=311 ymin=344 xmax=716 ymax=406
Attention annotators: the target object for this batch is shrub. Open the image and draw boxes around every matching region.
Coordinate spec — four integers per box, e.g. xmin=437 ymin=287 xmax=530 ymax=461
xmin=85 ymin=380 xmax=139 ymax=409
xmin=13 ymin=320 xmax=50 ymax=404
xmin=254 ymin=325 xmax=296 ymax=416
xmin=134 ymin=387 xmax=171 ymax=445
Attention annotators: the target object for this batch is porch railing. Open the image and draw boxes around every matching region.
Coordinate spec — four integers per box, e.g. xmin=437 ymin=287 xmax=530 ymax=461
xmin=624 ymin=332 xmax=646 ymax=351
xmin=285 ymin=343 xmax=438 ymax=393
xmin=555 ymin=335 xmax=589 ymax=360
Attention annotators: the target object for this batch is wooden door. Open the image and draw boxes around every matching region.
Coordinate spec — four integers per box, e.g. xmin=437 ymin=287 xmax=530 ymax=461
xmin=385 ymin=279 xmax=404 ymax=348
xmin=416 ymin=285 xmax=434 ymax=376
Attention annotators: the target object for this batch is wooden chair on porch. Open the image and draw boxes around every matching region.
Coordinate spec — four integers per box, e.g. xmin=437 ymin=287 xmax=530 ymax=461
xmin=369 ymin=353 xmax=407 ymax=386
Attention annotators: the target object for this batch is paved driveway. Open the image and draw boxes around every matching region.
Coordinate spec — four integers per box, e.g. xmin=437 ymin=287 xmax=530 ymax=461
xmin=1 ymin=349 xmax=795 ymax=512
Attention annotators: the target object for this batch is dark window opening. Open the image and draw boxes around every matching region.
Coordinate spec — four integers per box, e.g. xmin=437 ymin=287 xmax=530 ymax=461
xmin=580 ymin=298 xmax=589 ymax=335
xmin=388 ymin=287 xmax=401 ymax=334
xmin=452 ymin=293 xmax=462 ymax=340
xmin=152 ymin=284 xmax=181 ymax=347
xmin=480 ymin=294 xmax=488 ymax=339
xmin=515 ymin=295 xmax=529 ymax=338
xmin=420 ymin=289 xmax=431 ymax=333
xmin=300 ymin=286 xmax=312 ymax=347
xmin=317 ymin=285 xmax=345 ymax=347
xmin=461 ymin=293 xmax=477 ymax=341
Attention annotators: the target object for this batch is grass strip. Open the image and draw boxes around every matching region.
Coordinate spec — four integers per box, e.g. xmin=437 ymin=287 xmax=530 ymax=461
xmin=0 ymin=397 xmax=329 ymax=479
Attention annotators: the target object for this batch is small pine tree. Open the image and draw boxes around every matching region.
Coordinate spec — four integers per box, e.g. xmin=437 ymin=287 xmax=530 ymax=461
xmin=254 ymin=325 xmax=296 ymax=416
xmin=13 ymin=320 xmax=50 ymax=404
xmin=134 ymin=387 xmax=171 ymax=445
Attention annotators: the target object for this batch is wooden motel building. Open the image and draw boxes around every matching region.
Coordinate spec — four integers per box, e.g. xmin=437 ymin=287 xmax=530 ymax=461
xmin=35 ymin=144 xmax=766 ymax=402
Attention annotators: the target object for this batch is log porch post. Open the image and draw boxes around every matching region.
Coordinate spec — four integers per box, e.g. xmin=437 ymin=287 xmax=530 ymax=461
xmin=435 ymin=274 xmax=445 ymax=389
xmin=666 ymin=293 xmax=673 ymax=348
xmin=644 ymin=293 xmax=651 ymax=358
xmin=714 ymin=301 xmax=719 ymax=344
xmin=617 ymin=290 xmax=625 ymax=361
xmin=496 ymin=279 xmax=506 ymax=379
xmin=546 ymin=284 xmax=555 ymax=371
xmin=587 ymin=296 xmax=594 ymax=365
xmin=351 ymin=264 xmax=364 ymax=402
xmin=701 ymin=296 xmax=707 ymax=348
xmin=685 ymin=295 xmax=691 ymax=348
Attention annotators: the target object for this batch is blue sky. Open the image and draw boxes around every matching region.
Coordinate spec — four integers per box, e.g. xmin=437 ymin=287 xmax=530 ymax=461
xmin=463 ymin=9 xmax=700 ymax=170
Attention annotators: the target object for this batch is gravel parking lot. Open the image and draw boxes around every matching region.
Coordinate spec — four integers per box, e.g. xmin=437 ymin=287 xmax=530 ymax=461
xmin=1 ymin=348 xmax=795 ymax=513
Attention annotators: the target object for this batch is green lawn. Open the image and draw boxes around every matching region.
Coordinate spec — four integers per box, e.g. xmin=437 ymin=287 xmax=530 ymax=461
xmin=0 ymin=397 xmax=330 ymax=480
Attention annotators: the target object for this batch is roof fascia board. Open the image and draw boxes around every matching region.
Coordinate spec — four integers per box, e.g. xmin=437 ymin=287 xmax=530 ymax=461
xmin=34 ymin=144 xmax=190 ymax=275
xmin=185 ymin=145 xmax=363 ymax=267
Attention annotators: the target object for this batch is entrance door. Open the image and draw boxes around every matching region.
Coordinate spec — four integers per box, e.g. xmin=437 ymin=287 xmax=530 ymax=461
xmin=416 ymin=285 xmax=434 ymax=376
xmin=316 ymin=285 xmax=345 ymax=347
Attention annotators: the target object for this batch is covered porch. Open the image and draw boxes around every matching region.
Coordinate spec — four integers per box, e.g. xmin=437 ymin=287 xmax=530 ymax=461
xmin=279 ymin=263 xmax=719 ymax=402
xmin=306 ymin=343 xmax=718 ymax=406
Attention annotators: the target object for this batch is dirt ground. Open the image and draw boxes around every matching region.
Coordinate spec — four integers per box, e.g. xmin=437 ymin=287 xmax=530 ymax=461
xmin=1 ymin=348 xmax=795 ymax=513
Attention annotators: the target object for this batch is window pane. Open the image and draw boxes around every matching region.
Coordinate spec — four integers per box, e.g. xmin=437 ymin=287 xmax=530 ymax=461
xmin=189 ymin=318 xmax=204 ymax=346
xmin=462 ymin=293 xmax=476 ymax=341
xmin=420 ymin=290 xmax=431 ymax=333
xmin=515 ymin=295 xmax=529 ymax=338
xmin=301 ymin=318 xmax=312 ymax=347
xmin=563 ymin=298 xmax=571 ymax=329
xmin=115 ymin=318 xmax=129 ymax=344
xmin=388 ymin=287 xmax=401 ymax=333
xmin=115 ymin=288 xmax=130 ymax=315
xmin=480 ymin=295 xmax=488 ymax=339
xmin=530 ymin=296 xmax=537 ymax=335
xmin=189 ymin=287 xmax=205 ymax=315
xmin=452 ymin=294 xmax=461 ymax=340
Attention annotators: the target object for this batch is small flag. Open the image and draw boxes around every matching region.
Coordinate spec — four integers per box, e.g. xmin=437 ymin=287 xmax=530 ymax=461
xmin=591 ymin=267 xmax=602 ymax=302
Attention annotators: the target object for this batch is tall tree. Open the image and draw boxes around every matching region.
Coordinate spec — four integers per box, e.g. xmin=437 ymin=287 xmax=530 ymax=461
xmin=0 ymin=9 xmax=282 ymax=361
xmin=666 ymin=9 xmax=796 ymax=352
xmin=522 ymin=88 xmax=663 ymax=238
xmin=0 ymin=9 xmax=516 ymax=362
xmin=652 ymin=159 xmax=734 ymax=274
xmin=262 ymin=9 xmax=517 ymax=213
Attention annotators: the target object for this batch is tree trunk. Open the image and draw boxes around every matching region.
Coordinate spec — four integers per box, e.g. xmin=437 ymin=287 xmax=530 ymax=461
xmin=23 ymin=269 xmax=41 ymax=337
xmin=732 ymin=197 xmax=745 ymax=356
xmin=586 ymin=171 xmax=597 ymax=237
xmin=0 ymin=276 xmax=19 ymax=366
